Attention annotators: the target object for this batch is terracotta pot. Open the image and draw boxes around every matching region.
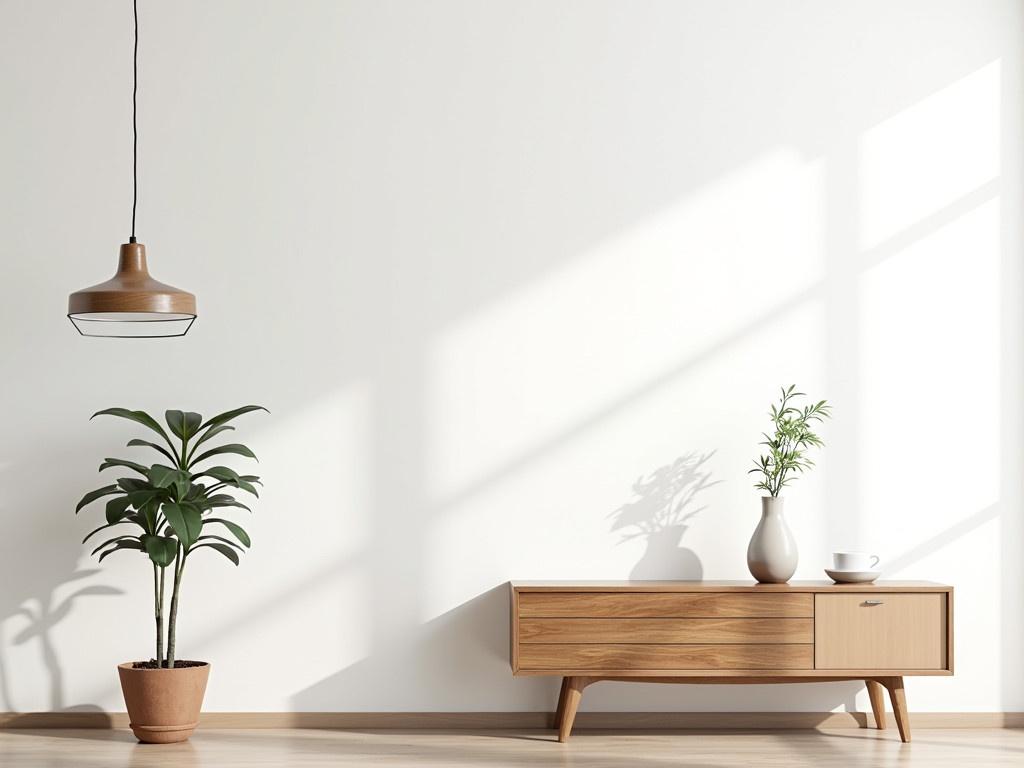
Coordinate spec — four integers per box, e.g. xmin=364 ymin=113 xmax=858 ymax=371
xmin=117 ymin=662 xmax=210 ymax=743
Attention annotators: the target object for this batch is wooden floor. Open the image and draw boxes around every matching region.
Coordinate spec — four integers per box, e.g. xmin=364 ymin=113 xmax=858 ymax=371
xmin=2 ymin=728 xmax=1023 ymax=767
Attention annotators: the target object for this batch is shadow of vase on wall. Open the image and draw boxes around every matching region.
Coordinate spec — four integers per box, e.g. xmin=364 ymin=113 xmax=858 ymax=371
xmin=609 ymin=452 xmax=719 ymax=581
xmin=630 ymin=524 xmax=704 ymax=580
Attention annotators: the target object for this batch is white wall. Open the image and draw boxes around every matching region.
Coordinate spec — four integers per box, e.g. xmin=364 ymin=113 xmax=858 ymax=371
xmin=0 ymin=0 xmax=1021 ymax=714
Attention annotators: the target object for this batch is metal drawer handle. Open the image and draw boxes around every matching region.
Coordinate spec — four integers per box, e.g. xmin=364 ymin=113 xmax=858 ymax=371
xmin=862 ymin=599 xmax=884 ymax=606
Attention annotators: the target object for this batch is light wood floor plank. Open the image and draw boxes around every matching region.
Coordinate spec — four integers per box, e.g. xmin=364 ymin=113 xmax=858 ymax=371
xmin=1 ymin=728 xmax=1023 ymax=767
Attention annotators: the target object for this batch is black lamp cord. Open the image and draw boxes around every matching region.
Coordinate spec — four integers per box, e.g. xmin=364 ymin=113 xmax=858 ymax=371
xmin=130 ymin=0 xmax=138 ymax=244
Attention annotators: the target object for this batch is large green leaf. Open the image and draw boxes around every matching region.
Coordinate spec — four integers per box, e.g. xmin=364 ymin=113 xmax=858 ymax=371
xmin=185 ymin=482 xmax=208 ymax=501
xmin=204 ymin=518 xmax=251 ymax=547
xmin=76 ymin=485 xmax=121 ymax=513
xmin=197 ymin=467 xmax=260 ymax=497
xmin=117 ymin=477 xmax=148 ymax=493
xmin=143 ymin=534 xmax=178 ymax=567
xmin=199 ymin=495 xmax=252 ymax=513
xmin=199 ymin=405 xmax=268 ymax=432
xmin=235 ymin=480 xmax=260 ymax=498
xmin=127 ymin=489 xmax=163 ymax=509
xmin=187 ymin=425 xmax=234 ymax=459
xmin=98 ymin=539 xmax=144 ymax=561
xmin=147 ymin=464 xmax=179 ymax=488
xmin=162 ymin=502 xmax=202 ymax=549
xmin=93 ymin=409 xmax=177 ymax=457
xmin=192 ymin=541 xmax=240 ymax=565
xmin=139 ymin=498 xmax=161 ymax=534
xmin=172 ymin=474 xmax=191 ymax=503
xmin=197 ymin=534 xmax=244 ymax=551
xmin=147 ymin=465 xmax=190 ymax=500
xmin=105 ymin=496 xmax=133 ymax=525
xmin=99 ymin=458 xmax=149 ymax=476
xmin=189 ymin=443 xmax=258 ymax=467
xmin=91 ymin=535 xmax=139 ymax=556
xmin=127 ymin=438 xmax=178 ymax=466
xmin=165 ymin=410 xmax=202 ymax=442
xmin=196 ymin=466 xmax=241 ymax=484
xmin=82 ymin=520 xmax=132 ymax=544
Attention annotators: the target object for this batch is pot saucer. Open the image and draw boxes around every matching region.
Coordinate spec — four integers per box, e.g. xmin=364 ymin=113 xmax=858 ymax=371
xmin=825 ymin=568 xmax=880 ymax=584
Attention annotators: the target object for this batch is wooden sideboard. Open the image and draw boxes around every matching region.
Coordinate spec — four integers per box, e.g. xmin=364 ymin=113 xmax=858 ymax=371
xmin=509 ymin=581 xmax=953 ymax=742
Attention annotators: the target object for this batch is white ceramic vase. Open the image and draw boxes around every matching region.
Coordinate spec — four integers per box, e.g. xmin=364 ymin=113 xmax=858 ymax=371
xmin=746 ymin=496 xmax=798 ymax=583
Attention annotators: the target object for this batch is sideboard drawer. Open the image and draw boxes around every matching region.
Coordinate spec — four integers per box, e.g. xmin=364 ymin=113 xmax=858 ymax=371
xmin=519 ymin=592 xmax=813 ymax=618
xmin=814 ymin=593 xmax=948 ymax=670
xmin=519 ymin=617 xmax=814 ymax=644
xmin=519 ymin=643 xmax=813 ymax=670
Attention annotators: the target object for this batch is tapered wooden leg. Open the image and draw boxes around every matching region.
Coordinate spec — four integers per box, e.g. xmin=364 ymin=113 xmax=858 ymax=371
xmin=880 ymin=676 xmax=910 ymax=742
xmin=557 ymin=676 xmax=589 ymax=743
xmin=865 ymin=679 xmax=886 ymax=730
xmin=553 ymin=677 xmax=570 ymax=730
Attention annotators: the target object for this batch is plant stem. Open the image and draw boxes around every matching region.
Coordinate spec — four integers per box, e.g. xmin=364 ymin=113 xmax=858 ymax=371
xmin=157 ymin=565 xmax=166 ymax=666
xmin=167 ymin=548 xmax=186 ymax=668
xmin=152 ymin=563 xmax=162 ymax=664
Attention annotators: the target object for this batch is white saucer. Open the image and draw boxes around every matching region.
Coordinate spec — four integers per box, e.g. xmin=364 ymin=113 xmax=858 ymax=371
xmin=825 ymin=568 xmax=881 ymax=584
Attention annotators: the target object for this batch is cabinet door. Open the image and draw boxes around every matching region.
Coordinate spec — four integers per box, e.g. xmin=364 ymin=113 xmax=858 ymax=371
xmin=814 ymin=593 xmax=948 ymax=670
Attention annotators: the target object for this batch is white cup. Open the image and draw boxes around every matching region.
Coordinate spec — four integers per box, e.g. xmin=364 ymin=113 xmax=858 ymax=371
xmin=833 ymin=551 xmax=880 ymax=571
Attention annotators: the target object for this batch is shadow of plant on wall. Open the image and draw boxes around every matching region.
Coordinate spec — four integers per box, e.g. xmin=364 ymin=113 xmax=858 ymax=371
xmin=0 ymin=449 xmax=123 ymax=718
xmin=8 ymin=571 xmax=122 ymax=711
xmin=609 ymin=452 xmax=718 ymax=580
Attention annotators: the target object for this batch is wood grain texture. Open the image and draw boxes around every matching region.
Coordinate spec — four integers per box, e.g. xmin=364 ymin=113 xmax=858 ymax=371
xmin=946 ymin=589 xmax=955 ymax=674
xmin=519 ymin=643 xmax=813 ymax=671
xmin=556 ymin=677 xmax=590 ymax=742
xmin=879 ymin=676 xmax=911 ymax=742
xmin=512 ymin=580 xmax=951 ymax=592
xmin=3 ymin=727 xmax=1024 ymax=766
xmin=814 ymin=593 xmax=947 ymax=670
xmin=515 ymin=667 xmax=953 ymax=677
xmin=519 ymin=592 xmax=813 ymax=619
xmin=593 ymin=675 xmax=871 ymax=685
xmin=68 ymin=243 xmax=197 ymax=315
xmin=866 ymin=679 xmax=886 ymax=730
xmin=552 ymin=678 xmax=570 ymax=730
xmin=509 ymin=584 xmax=519 ymax=672
xmin=520 ymin=617 xmax=814 ymax=644
xmin=2 ymin=711 xmax=1019 ymax=730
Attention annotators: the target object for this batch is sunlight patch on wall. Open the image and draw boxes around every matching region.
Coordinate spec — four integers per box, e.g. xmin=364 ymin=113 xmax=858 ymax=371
xmin=427 ymin=149 xmax=825 ymax=501
xmin=859 ymin=200 xmax=1000 ymax=553
xmin=256 ymin=382 xmax=373 ymax=566
xmin=420 ymin=298 xmax=831 ymax=620
xmin=200 ymin=566 xmax=371 ymax=711
xmin=189 ymin=382 xmax=376 ymax=709
xmin=858 ymin=194 xmax=1002 ymax=702
xmin=859 ymin=61 xmax=1000 ymax=250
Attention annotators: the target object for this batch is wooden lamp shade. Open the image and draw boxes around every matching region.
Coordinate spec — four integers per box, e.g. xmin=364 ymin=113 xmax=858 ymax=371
xmin=68 ymin=242 xmax=197 ymax=337
xmin=68 ymin=3 xmax=198 ymax=339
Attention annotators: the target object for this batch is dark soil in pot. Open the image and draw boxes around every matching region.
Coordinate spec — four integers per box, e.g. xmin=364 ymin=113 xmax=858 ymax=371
xmin=132 ymin=659 xmax=207 ymax=669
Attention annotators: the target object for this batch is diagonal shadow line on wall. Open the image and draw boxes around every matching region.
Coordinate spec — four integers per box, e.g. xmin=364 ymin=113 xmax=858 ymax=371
xmin=884 ymin=504 xmax=999 ymax=575
xmin=430 ymin=178 xmax=1000 ymax=517
xmin=859 ymin=179 xmax=1000 ymax=270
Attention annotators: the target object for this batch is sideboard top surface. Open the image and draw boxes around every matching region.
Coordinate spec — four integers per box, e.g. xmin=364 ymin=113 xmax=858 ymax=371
xmin=510 ymin=580 xmax=951 ymax=593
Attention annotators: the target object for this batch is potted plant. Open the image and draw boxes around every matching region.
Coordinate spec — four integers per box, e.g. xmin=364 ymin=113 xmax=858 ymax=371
xmin=747 ymin=386 xmax=830 ymax=583
xmin=75 ymin=406 xmax=266 ymax=743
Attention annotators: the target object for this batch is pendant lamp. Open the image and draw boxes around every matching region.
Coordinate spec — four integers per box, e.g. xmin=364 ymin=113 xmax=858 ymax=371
xmin=68 ymin=0 xmax=196 ymax=338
